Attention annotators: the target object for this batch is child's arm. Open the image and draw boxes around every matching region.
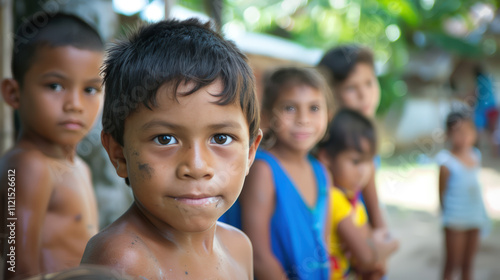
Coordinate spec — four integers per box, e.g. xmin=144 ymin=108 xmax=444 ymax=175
xmin=6 ymin=153 xmax=53 ymax=277
xmin=338 ymin=215 xmax=398 ymax=272
xmin=361 ymin=164 xmax=386 ymax=229
xmin=239 ymin=161 xmax=288 ymax=280
xmin=438 ymin=165 xmax=450 ymax=209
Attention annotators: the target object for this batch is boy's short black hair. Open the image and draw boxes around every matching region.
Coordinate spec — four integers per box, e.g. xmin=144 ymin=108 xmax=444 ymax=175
xmin=12 ymin=12 xmax=104 ymax=85
xmin=446 ymin=111 xmax=473 ymax=131
xmin=101 ymin=18 xmax=259 ymax=147
xmin=318 ymin=108 xmax=376 ymax=157
xmin=318 ymin=45 xmax=374 ymax=86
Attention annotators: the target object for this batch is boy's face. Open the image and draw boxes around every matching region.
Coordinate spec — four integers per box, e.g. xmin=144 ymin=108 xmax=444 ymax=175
xmin=270 ymin=85 xmax=328 ymax=152
xmin=336 ymin=63 xmax=380 ymax=117
xmin=107 ymin=80 xmax=260 ymax=233
xmin=9 ymin=46 xmax=103 ymax=147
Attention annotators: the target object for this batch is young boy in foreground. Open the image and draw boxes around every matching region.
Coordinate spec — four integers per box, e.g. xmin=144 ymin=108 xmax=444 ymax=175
xmin=80 ymin=19 xmax=262 ymax=279
xmin=0 ymin=13 xmax=103 ymax=279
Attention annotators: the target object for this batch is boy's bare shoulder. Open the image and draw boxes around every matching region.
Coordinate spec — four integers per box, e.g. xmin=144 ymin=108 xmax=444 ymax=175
xmin=1 ymin=148 xmax=52 ymax=191
xmin=216 ymin=222 xmax=252 ymax=272
xmin=217 ymin=221 xmax=252 ymax=244
xmin=1 ymin=147 xmax=49 ymax=169
xmin=81 ymin=220 xmax=159 ymax=278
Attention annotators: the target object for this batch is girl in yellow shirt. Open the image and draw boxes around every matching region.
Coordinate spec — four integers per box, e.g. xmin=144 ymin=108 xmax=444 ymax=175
xmin=318 ymin=109 xmax=399 ymax=279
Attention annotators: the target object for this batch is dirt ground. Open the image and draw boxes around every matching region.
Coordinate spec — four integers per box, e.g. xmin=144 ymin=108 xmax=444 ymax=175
xmin=378 ymin=149 xmax=500 ymax=280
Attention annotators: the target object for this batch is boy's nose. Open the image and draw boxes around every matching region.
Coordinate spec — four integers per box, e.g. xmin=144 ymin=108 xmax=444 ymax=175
xmin=63 ymin=88 xmax=84 ymax=113
xmin=176 ymin=143 xmax=215 ymax=180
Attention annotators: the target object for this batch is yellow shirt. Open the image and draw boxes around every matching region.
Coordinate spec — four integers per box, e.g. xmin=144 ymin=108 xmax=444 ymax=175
xmin=329 ymin=187 xmax=368 ymax=280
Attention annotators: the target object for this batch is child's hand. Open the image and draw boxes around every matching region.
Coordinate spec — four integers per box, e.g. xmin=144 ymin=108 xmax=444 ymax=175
xmin=372 ymin=228 xmax=399 ymax=261
xmin=340 ymin=242 xmax=352 ymax=259
xmin=358 ymin=263 xmax=385 ymax=280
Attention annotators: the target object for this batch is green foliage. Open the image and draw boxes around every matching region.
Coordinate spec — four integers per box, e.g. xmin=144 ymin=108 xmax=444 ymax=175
xmin=178 ymin=0 xmax=499 ymax=114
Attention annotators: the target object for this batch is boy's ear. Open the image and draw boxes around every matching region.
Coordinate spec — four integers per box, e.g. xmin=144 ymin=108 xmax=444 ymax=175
xmin=246 ymin=129 xmax=263 ymax=175
xmin=1 ymin=79 xmax=21 ymax=109
xmin=101 ymin=131 xmax=128 ymax=179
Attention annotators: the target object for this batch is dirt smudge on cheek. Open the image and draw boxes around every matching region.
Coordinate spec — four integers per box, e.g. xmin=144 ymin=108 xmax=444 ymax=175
xmin=137 ymin=162 xmax=154 ymax=180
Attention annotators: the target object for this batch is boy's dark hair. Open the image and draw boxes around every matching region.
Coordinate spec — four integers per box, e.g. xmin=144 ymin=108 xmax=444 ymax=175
xmin=318 ymin=108 xmax=376 ymax=157
xmin=12 ymin=12 xmax=104 ymax=86
xmin=102 ymin=18 xmax=259 ymax=147
xmin=317 ymin=45 xmax=374 ymax=86
xmin=260 ymin=67 xmax=332 ymax=148
xmin=446 ymin=111 xmax=473 ymax=131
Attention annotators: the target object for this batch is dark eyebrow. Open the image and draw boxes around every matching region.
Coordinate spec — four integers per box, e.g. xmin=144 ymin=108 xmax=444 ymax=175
xmin=141 ymin=120 xmax=183 ymax=131
xmin=86 ymin=78 xmax=102 ymax=84
xmin=208 ymin=121 xmax=243 ymax=131
xmin=40 ymin=72 xmax=101 ymax=84
xmin=41 ymin=72 xmax=67 ymax=80
xmin=141 ymin=120 xmax=243 ymax=131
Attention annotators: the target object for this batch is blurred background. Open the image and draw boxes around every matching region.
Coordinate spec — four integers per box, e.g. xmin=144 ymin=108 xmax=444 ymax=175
xmin=1 ymin=0 xmax=500 ymax=279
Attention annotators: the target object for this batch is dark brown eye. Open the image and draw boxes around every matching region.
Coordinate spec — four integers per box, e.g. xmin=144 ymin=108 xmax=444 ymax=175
xmin=211 ymin=134 xmax=233 ymax=145
xmin=154 ymin=135 xmax=177 ymax=145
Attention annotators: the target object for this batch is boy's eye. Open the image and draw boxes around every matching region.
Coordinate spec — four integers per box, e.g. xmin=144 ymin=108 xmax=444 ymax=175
xmin=311 ymin=105 xmax=320 ymax=112
xmin=48 ymin=83 xmax=63 ymax=92
xmin=154 ymin=135 xmax=178 ymax=145
xmin=85 ymin=87 xmax=100 ymax=95
xmin=284 ymin=105 xmax=296 ymax=112
xmin=211 ymin=134 xmax=233 ymax=145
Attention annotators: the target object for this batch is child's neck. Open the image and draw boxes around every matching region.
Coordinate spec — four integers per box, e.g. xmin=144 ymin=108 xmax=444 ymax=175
xmin=450 ymin=145 xmax=472 ymax=156
xmin=18 ymin=129 xmax=78 ymax=162
xmin=132 ymin=203 xmax=217 ymax=255
xmin=270 ymin=144 xmax=310 ymax=163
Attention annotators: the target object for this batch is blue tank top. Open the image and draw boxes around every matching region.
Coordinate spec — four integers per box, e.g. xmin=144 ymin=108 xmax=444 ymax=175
xmin=221 ymin=150 xmax=330 ymax=279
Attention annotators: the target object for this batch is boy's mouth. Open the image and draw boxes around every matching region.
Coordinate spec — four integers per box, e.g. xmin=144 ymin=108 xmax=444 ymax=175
xmin=173 ymin=195 xmax=222 ymax=206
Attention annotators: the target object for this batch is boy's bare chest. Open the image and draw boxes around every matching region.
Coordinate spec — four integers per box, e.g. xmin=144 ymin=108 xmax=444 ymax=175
xmin=44 ymin=161 xmax=98 ymax=240
xmin=38 ymin=160 xmax=98 ymax=272
xmin=145 ymin=246 xmax=248 ymax=279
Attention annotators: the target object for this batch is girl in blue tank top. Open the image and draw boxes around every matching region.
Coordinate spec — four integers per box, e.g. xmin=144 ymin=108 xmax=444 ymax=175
xmin=222 ymin=67 xmax=332 ymax=279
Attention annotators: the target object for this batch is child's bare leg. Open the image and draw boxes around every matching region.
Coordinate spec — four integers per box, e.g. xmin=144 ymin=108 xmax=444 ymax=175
xmin=443 ymin=228 xmax=466 ymax=280
xmin=461 ymin=229 xmax=479 ymax=280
